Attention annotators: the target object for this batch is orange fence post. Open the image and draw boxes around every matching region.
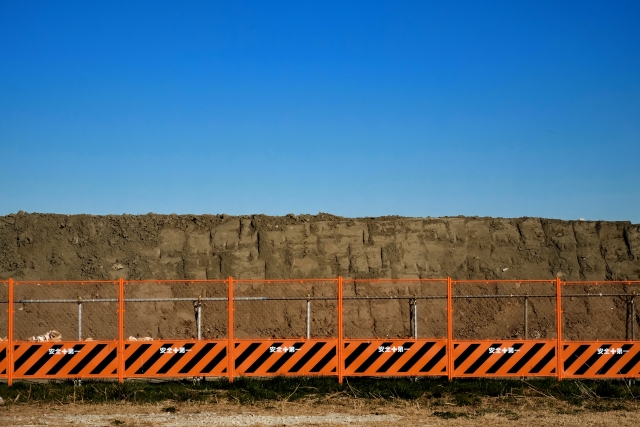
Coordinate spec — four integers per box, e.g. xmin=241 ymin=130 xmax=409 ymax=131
xmin=556 ymin=277 xmax=563 ymax=381
xmin=228 ymin=276 xmax=234 ymax=383
xmin=118 ymin=278 xmax=124 ymax=383
xmin=7 ymin=278 xmax=13 ymax=386
xmin=447 ymin=276 xmax=453 ymax=381
xmin=337 ymin=276 xmax=343 ymax=384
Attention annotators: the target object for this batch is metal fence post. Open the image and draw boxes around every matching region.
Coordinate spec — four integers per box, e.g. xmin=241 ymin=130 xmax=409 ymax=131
xmin=632 ymin=292 xmax=636 ymax=341
xmin=7 ymin=278 xmax=13 ymax=386
xmin=447 ymin=277 xmax=453 ymax=381
xmin=78 ymin=297 xmax=82 ymax=341
xmin=228 ymin=276 xmax=234 ymax=383
xmin=556 ymin=277 xmax=563 ymax=381
xmin=337 ymin=276 xmax=343 ymax=384
xmin=118 ymin=278 xmax=124 ymax=383
xmin=306 ymin=295 xmax=311 ymax=340
xmin=524 ymin=295 xmax=529 ymax=340
xmin=196 ymin=296 xmax=202 ymax=340
xmin=411 ymin=298 xmax=418 ymax=339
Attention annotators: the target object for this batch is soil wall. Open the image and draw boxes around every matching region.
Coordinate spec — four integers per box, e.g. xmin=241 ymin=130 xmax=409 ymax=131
xmin=1 ymin=213 xmax=639 ymax=281
xmin=1 ymin=213 xmax=639 ymax=341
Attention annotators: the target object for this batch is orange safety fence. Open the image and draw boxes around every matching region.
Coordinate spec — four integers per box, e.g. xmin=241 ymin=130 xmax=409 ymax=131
xmin=0 ymin=277 xmax=639 ymax=384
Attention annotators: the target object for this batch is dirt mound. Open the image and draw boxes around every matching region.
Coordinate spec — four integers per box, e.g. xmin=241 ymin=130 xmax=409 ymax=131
xmin=1 ymin=212 xmax=639 ymax=341
xmin=1 ymin=212 xmax=638 ymax=281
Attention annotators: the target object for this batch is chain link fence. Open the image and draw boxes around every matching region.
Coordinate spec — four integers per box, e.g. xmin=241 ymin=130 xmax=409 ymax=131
xmin=342 ymin=279 xmax=447 ymax=339
xmin=562 ymin=281 xmax=640 ymax=341
xmin=0 ymin=281 xmax=6 ymax=340
xmin=233 ymin=279 xmax=338 ymax=339
xmin=451 ymin=280 xmax=557 ymax=340
xmin=124 ymin=280 xmax=227 ymax=340
xmin=13 ymin=281 xmax=119 ymax=341
xmin=9 ymin=279 xmax=639 ymax=343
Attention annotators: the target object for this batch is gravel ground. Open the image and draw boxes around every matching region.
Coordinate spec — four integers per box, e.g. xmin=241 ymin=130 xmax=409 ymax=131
xmin=0 ymin=401 xmax=639 ymax=427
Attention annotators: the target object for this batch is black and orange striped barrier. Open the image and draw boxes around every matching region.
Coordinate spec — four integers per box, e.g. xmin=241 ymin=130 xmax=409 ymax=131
xmin=12 ymin=341 xmax=118 ymax=379
xmin=562 ymin=342 xmax=640 ymax=378
xmin=342 ymin=340 xmax=447 ymax=376
xmin=233 ymin=340 xmax=337 ymax=376
xmin=2 ymin=277 xmax=640 ymax=383
xmin=452 ymin=340 xmax=556 ymax=377
xmin=124 ymin=340 xmax=228 ymax=378
xmin=0 ymin=343 xmax=7 ymax=377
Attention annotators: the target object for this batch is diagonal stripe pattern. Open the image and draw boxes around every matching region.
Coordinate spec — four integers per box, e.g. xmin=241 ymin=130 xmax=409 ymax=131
xmin=123 ymin=341 xmax=228 ymax=377
xmin=342 ymin=340 xmax=447 ymax=376
xmin=0 ymin=344 xmax=7 ymax=376
xmin=452 ymin=341 xmax=556 ymax=377
xmin=12 ymin=341 xmax=118 ymax=378
xmin=233 ymin=340 xmax=337 ymax=376
xmin=562 ymin=342 xmax=640 ymax=378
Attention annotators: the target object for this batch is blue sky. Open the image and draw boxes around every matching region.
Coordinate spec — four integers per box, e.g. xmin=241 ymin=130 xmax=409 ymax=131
xmin=1 ymin=1 xmax=639 ymax=221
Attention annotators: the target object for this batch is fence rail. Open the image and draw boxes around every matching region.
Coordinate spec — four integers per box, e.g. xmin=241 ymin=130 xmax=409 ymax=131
xmin=1 ymin=277 xmax=639 ymax=384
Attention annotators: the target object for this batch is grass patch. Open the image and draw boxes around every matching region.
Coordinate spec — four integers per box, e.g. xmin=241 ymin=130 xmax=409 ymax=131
xmin=0 ymin=377 xmax=637 ymax=408
xmin=454 ymin=393 xmax=480 ymax=406
xmin=432 ymin=410 xmax=465 ymax=419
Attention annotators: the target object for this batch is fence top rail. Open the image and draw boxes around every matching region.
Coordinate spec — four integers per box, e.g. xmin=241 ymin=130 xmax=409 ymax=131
xmin=13 ymin=280 xmax=119 ymax=285
xmin=344 ymin=278 xmax=447 ymax=283
xmin=562 ymin=281 xmax=640 ymax=285
xmin=6 ymin=278 xmax=640 ymax=285
xmin=233 ymin=278 xmax=339 ymax=283
xmin=451 ymin=280 xmax=557 ymax=284
xmin=125 ymin=279 xmax=228 ymax=284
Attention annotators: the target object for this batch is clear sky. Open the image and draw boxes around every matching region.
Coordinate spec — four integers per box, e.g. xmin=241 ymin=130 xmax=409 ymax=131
xmin=1 ymin=1 xmax=639 ymax=222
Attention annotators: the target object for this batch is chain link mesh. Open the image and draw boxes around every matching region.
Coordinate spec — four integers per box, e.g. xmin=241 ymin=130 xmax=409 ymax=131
xmin=342 ymin=279 xmax=447 ymax=339
xmin=124 ymin=280 xmax=227 ymax=340
xmin=0 ymin=282 xmax=7 ymax=340
xmin=233 ymin=280 xmax=338 ymax=339
xmin=6 ymin=279 xmax=640 ymax=345
xmin=562 ymin=282 xmax=640 ymax=341
xmin=13 ymin=281 xmax=118 ymax=341
xmin=452 ymin=280 xmax=557 ymax=340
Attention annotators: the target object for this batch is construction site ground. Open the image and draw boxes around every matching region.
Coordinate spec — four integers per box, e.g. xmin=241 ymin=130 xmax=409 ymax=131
xmin=0 ymin=377 xmax=639 ymax=426
xmin=0 ymin=395 xmax=638 ymax=426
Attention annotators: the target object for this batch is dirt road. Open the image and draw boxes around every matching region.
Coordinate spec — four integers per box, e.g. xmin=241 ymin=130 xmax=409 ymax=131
xmin=0 ymin=399 xmax=638 ymax=427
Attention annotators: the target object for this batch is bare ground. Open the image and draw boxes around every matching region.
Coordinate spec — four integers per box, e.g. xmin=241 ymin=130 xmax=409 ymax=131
xmin=0 ymin=397 xmax=638 ymax=427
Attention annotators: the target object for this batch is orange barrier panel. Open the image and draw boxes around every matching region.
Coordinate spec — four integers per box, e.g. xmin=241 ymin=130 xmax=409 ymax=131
xmin=562 ymin=342 xmax=640 ymax=378
xmin=452 ymin=340 xmax=556 ymax=377
xmin=12 ymin=341 xmax=118 ymax=379
xmin=233 ymin=339 xmax=337 ymax=376
xmin=3 ymin=277 xmax=640 ymax=383
xmin=0 ymin=343 xmax=7 ymax=377
xmin=343 ymin=339 xmax=447 ymax=376
xmin=124 ymin=340 xmax=228 ymax=378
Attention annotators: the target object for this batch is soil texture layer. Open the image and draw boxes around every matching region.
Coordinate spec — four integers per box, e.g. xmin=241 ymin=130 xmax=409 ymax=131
xmin=1 ymin=213 xmax=639 ymax=281
xmin=1 ymin=213 xmax=639 ymax=341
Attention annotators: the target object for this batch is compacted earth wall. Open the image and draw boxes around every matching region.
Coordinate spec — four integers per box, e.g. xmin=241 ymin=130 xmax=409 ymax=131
xmin=1 ymin=212 xmax=639 ymax=342
xmin=2 ymin=212 xmax=639 ymax=282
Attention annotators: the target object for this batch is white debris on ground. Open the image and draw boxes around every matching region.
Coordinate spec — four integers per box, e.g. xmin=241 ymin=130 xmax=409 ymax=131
xmin=28 ymin=330 xmax=62 ymax=342
xmin=128 ymin=336 xmax=154 ymax=341
xmin=0 ymin=412 xmax=400 ymax=426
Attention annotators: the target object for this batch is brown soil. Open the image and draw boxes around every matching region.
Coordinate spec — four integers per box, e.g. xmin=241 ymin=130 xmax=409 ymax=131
xmin=0 ymin=397 xmax=638 ymax=426
xmin=1 ymin=213 xmax=639 ymax=342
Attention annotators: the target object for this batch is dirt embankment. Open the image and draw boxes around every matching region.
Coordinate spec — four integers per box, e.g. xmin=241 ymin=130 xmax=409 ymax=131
xmin=1 ymin=213 xmax=639 ymax=341
xmin=1 ymin=212 xmax=639 ymax=281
